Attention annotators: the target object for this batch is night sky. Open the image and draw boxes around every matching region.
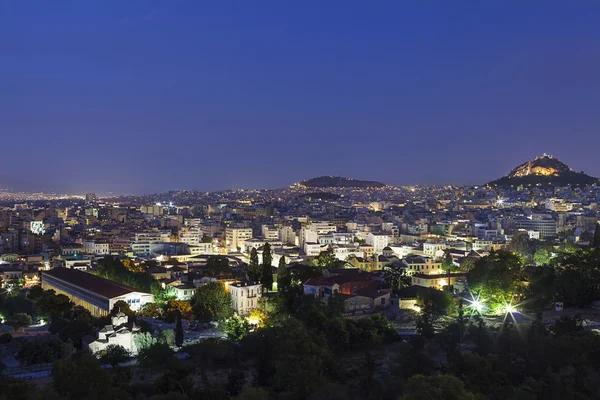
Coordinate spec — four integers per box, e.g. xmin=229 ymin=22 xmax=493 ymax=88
xmin=2 ymin=1 xmax=600 ymax=194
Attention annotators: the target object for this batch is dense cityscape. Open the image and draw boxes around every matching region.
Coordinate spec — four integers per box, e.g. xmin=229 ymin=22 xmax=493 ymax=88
xmin=4 ymin=2 xmax=600 ymax=399
xmin=0 ymin=154 xmax=599 ymax=399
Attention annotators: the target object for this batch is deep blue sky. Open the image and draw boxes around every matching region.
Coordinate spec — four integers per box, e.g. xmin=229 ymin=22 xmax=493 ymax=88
xmin=2 ymin=1 xmax=600 ymax=194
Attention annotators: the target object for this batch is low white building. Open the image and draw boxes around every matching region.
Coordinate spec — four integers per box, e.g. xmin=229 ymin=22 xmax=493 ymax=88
xmin=87 ymin=312 xmax=141 ymax=355
xmin=366 ymin=233 xmax=390 ymax=254
xmin=304 ymin=242 xmax=322 ymax=257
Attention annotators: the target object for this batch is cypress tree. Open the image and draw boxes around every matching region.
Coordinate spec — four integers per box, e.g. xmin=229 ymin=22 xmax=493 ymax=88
xmin=261 ymin=243 xmax=273 ymax=291
xmin=175 ymin=311 xmax=184 ymax=348
xmin=277 ymin=255 xmax=289 ymax=293
xmin=248 ymin=248 xmax=261 ymax=282
xmin=593 ymin=222 xmax=600 ymax=248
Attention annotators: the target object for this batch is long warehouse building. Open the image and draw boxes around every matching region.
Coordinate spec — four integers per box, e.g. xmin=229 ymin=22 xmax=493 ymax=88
xmin=42 ymin=267 xmax=154 ymax=317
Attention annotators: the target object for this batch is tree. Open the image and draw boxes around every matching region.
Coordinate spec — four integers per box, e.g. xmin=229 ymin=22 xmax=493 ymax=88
xmin=262 ymin=242 xmax=273 ymax=268
xmin=8 ymin=313 xmax=31 ymax=332
xmin=533 ymin=248 xmax=552 ymax=266
xmin=277 ymin=255 xmax=288 ymax=290
xmin=226 ymin=369 xmax=246 ymax=396
xmin=139 ymin=302 xmax=163 ymax=318
xmin=261 ymin=263 xmax=273 ymax=292
xmin=442 ymin=252 xmax=455 ymax=272
xmin=314 ymin=248 xmax=345 ymax=268
xmin=159 ymin=329 xmax=175 ymax=346
xmin=191 ymin=282 xmax=232 ymax=322
xmin=206 ymin=256 xmax=232 ymax=276
xmin=52 ymin=352 xmax=113 ymax=400
xmin=593 ymin=222 xmax=600 ymax=248
xmin=416 ymin=302 xmax=435 ymax=338
xmin=137 ymin=343 xmax=175 ymax=368
xmin=111 ymin=300 xmax=134 ymax=316
xmin=225 ymin=313 xmax=250 ymax=340
xmin=467 ymin=250 xmax=526 ymax=313
xmin=28 ymin=285 xmax=44 ymax=301
xmin=17 ymin=338 xmax=74 ymax=365
xmin=384 ymin=264 xmax=411 ymax=293
xmin=165 ymin=299 xmax=193 ymax=321
xmin=100 ymin=344 xmax=130 ymax=368
xmin=134 ymin=331 xmax=157 ymax=352
xmin=401 ymin=374 xmax=484 ymax=400
xmin=509 ymin=231 xmax=534 ymax=262
xmin=175 ymin=311 xmax=184 ymax=348
xmin=248 ymin=248 xmax=261 ymax=282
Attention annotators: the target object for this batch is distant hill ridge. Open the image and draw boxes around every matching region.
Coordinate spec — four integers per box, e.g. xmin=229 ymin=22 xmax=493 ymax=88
xmin=297 ymin=176 xmax=386 ymax=188
xmin=487 ymin=154 xmax=598 ymax=188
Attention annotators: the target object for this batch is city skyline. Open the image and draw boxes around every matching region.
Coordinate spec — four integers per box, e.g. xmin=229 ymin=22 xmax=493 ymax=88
xmin=3 ymin=2 xmax=600 ymax=194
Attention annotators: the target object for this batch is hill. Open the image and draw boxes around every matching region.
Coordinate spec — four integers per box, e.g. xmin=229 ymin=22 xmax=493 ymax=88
xmin=297 ymin=176 xmax=386 ymax=188
xmin=487 ymin=154 xmax=598 ymax=188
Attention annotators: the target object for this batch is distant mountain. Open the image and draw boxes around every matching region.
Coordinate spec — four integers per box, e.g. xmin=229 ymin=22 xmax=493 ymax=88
xmin=297 ymin=176 xmax=386 ymax=188
xmin=487 ymin=154 xmax=598 ymax=188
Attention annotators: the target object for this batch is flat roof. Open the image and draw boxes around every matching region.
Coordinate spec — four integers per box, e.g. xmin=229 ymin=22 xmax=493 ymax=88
xmin=43 ymin=268 xmax=149 ymax=299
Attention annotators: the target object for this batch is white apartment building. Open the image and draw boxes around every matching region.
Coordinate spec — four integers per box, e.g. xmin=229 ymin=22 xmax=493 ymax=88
xmin=304 ymin=242 xmax=322 ymax=257
xmin=134 ymin=230 xmax=171 ymax=243
xmin=278 ymin=226 xmax=298 ymax=246
xmin=366 ymin=233 xmax=390 ymax=254
xmin=299 ymin=227 xmax=319 ymax=248
xmin=330 ymin=244 xmax=362 ymax=261
xmin=179 ymin=227 xmax=201 ymax=246
xmin=423 ymin=241 xmax=446 ymax=257
xmin=261 ymin=225 xmax=279 ymax=241
xmin=229 ymin=281 xmax=262 ymax=315
xmin=225 ymin=227 xmax=253 ymax=253
xmin=82 ymin=240 xmax=111 ymax=255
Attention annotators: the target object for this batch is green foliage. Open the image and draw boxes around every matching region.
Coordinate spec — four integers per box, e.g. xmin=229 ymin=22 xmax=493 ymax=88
xmin=111 ymin=299 xmax=134 ymax=316
xmin=594 ymin=222 xmax=600 ymax=248
xmin=417 ymin=288 xmax=457 ymax=315
xmin=134 ymin=331 xmax=158 ymax=351
xmin=100 ymin=344 xmax=131 ymax=367
xmin=553 ymin=248 xmax=600 ymax=306
xmin=0 ymin=332 xmax=12 ymax=344
xmin=52 ymin=352 xmax=113 ymax=400
xmin=509 ymin=231 xmax=534 ymax=262
xmin=17 ymin=338 xmax=75 ymax=365
xmin=468 ymin=250 xmax=525 ymax=312
xmin=226 ymin=369 xmax=246 ymax=396
xmin=95 ymin=256 xmax=155 ymax=292
xmin=7 ymin=313 xmax=31 ymax=331
xmin=262 ymin=242 xmax=273 ymax=268
xmin=137 ymin=343 xmax=175 ymax=368
xmin=152 ymin=284 xmax=178 ymax=306
xmin=191 ymin=282 xmax=232 ymax=322
xmin=384 ymin=264 xmax=411 ymax=293
xmin=206 ymin=256 xmax=232 ymax=276
xmin=175 ymin=312 xmax=184 ymax=347
xmin=35 ymin=289 xmax=72 ymax=320
xmin=248 ymin=248 xmax=261 ymax=283
xmin=277 ymin=255 xmax=289 ymax=291
xmin=314 ymin=248 xmax=345 ymax=268
xmin=0 ymin=293 xmax=36 ymax=320
xmin=261 ymin=243 xmax=274 ymax=291
xmin=533 ymin=248 xmax=552 ymax=266
xmin=401 ymin=374 xmax=485 ymax=400
xmin=159 ymin=329 xmax=175 ymax=346
xmin=27 ymin=285 xmax=44 ymax=301
xmin=224 ymin=313 xmax=250 ymax=341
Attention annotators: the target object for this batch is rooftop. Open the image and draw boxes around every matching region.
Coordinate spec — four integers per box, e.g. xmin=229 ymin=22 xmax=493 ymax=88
xmin=42 ymin=267 xmax=149 ymax=299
